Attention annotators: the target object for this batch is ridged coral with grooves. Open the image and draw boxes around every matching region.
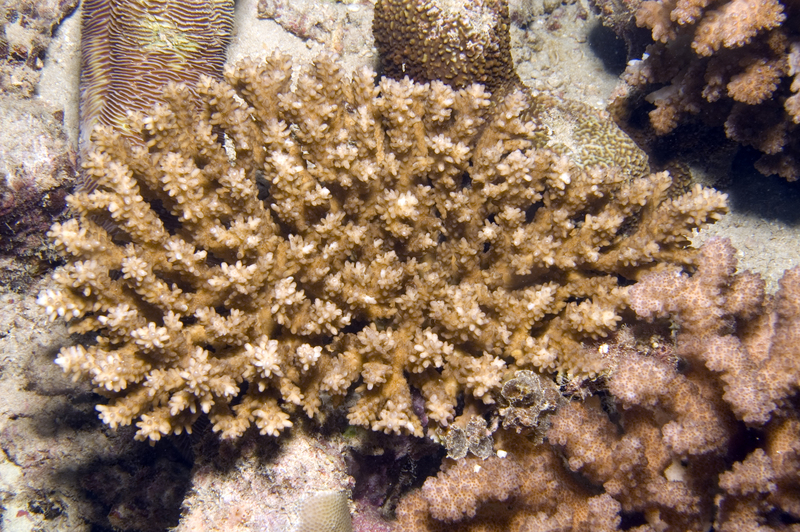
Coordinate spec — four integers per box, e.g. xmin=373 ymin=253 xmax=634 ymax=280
xmin=38 ymin=52 xmax=727 ymax=442
xmin=79 ymin=0 xmax=234 ymax=149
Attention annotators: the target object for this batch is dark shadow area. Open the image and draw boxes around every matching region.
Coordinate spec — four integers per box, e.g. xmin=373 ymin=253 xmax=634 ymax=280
xmin=620 ymin=510 xmax=648 ymax=530
xmin=721 ymin=148 xmax=800 ymax=225
xmin=75 ymin=439 xmax=193 ymax=532
xmin=190 ymin=420 xmax=283 ymax=474
xmin=4 ymin=394 xmax=194 ymax=532
xmin=649 ymin=122 xmax=731 ymax=169
xmin=2 ymin=335 xmax=194 ymax=532
xmin=587 ymin=23 xmax=628 ymax=75
xmin=346 ymin=429 xmax=445 ymax=519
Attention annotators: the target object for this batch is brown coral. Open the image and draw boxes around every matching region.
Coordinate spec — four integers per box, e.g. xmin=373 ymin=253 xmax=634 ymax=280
xmin=373 ymin=0 xmax=519 ymax=95
xmin=611 ymin=0 xmax=800 ymax=179
xmin=39 ymin=52 xmax=726 ymax=442
xmin=375 ymin=0 xmax=651 ymax=179
xmin=393 ymin=238 xmax=800 ymax=532
xmin=630 ymin=237 xmax=800 ymax=425
xmin=395 ymin=431 xmax=625 ymax=532
xmin=691 ymin=0 xmax=786 ymax=56
xmin=624 ymin=237 xmax=800 ymax=530
xmin=79 ymin=0 xmax=234 ymax=150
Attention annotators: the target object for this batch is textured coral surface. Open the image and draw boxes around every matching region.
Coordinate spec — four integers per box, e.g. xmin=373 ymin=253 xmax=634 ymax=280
xmin=609 ymin=0 xmax=800 ymax=180
xmin=39 ymin=51 xmax=727 ymax=442
xmin=374 ymin=0 xmax=519 ymax=95
xmin=79 ymin=0 xmax=234 ymax=150
xmin=393 ymin=238 xmax=800 ymax=531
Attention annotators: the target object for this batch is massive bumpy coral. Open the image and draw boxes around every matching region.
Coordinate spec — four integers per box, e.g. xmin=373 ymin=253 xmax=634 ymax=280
xmin=609 ymin=0 xmax=800 ymax=179
xmin=374 ymin=0 xmax=519 ymax=95
xmin=38 ymin=52 xmax=726 ymax=442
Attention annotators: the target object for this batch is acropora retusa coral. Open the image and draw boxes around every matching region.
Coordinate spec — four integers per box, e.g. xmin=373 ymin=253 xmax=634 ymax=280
xmin=38 ymin=51 xmax=727 ymax=442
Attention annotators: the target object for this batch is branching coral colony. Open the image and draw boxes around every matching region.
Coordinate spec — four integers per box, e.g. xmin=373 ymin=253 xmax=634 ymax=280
xmin=38 ymin=52 xmax=727 ymax=442
xmin=394 ymin=238 xmax=800 ymax=531
xmin=609 ymin=0 xmax=800 ymax=179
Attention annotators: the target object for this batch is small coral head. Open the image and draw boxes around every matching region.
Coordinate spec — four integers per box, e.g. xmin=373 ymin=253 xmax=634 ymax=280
xmin=373 ymin=0 xmax=521 ymax=94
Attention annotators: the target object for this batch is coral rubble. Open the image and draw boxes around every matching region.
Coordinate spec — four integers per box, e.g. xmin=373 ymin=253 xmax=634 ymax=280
xmin=0 ymin=0 xmax=78 ymax=96
xmin=257 ymin=0 xmax=373 ymax=57
xmin=608 ymin=0 xmax=800 ymax=180
xmin=175 ymin=428 xmax=352 ymax=532
xmin=39 ymin=50 xmax=727 ymax=443
xmin=0 ymin=95 xmax=76 ymax=291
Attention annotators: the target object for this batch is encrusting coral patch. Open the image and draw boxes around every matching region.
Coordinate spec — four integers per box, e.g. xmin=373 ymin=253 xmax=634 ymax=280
xmin=38 ymin=52 xmax=727 ymax=442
